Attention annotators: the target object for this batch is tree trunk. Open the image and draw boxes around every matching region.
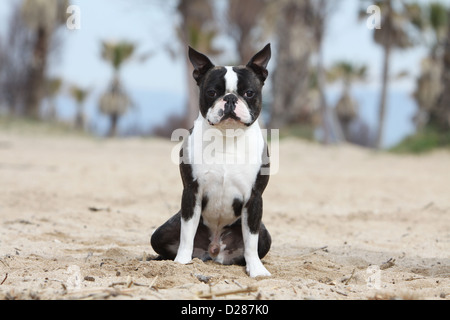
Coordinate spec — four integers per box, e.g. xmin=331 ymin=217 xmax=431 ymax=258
xmin=228 ymin=0 xmax=265 ymax=63
xmin=25 ymin=27 xmax=48 ymax=119
xmin=270 ymin=0 xmax=313 ymax=129
xmin=108 ymin=113 xmax=119 ymax=137
xmin=376 ymin=42 xmax=391 ymax=149
xmin=317 ymin=41 xmax=330 ymax=144
xmin=177 ymin=0 xmax=207 ymax=129
xmin=434 ymin=11 xmax=450 ymax=130
xmin=75 ymin=104 xmax=85 ymax=130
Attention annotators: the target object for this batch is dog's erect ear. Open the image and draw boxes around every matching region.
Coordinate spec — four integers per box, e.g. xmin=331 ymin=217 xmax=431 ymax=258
xmin=246 ymin=43 xmax=271 ymax=84
xmin=189 ymin=47 xmax=215 ymax=85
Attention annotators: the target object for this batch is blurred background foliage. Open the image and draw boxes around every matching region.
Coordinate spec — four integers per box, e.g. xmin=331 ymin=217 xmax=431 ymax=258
xmin=0 ymin=0 xmax=449 ymax=153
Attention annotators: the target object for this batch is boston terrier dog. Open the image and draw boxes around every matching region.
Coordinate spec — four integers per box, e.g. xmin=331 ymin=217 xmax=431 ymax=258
xmin=151 ymin=44 xmax=272 ymax=277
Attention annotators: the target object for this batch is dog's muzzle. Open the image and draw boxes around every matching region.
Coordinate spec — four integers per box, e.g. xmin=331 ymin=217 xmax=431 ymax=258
xmin=221 ymin=94 xmax=240 ymax=121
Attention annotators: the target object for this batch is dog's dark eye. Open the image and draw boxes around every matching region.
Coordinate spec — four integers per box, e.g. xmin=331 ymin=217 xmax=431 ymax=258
xmin=245 ymin=90 xmax=255 ymax=98
xmin=207 ymin=90 xmax=217 ymax=98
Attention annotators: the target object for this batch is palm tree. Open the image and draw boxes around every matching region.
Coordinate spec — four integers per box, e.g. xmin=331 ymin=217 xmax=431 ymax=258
xmin=328 ymin=62 xmax=367 ymax=141
xmin=21 ymin=0 xmax=69 ymax=119
xmin=45 ymin=77 xmax=63 ymax=121
xmin=360 ymin=0 xmax=423 ymax=149
xmin=269 ymin=0 xmax=316 ymax=129
xmin=434 ymin=9 xmax=450 ymax=131
xmin=227 ymin=0 xmax=268 ymax=63
xmin=269 ymin=0 xmax=341 ymax=144
xmin=70 ymin=85 xmax=90 ymax=131
xmin=426 ymin=2 xmax=448 ymax=59
xmin=414 ymin=57 xmax=443 ymax=129
xmin=413 ymin=2 xmax=449 ymax=130
xmin=177 ymin=0 xmax=221 ymax=127
xmin=310 ymin=0 xmax=342 ymax=144
xmin=99 ymin=41 xmax=135 ymax=137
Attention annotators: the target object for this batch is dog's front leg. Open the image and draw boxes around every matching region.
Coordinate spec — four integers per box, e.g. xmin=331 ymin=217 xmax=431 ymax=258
xmin=174 ymin=187 xmax=202 ymax=264
xmin=242 ymin=193 xmax=271 ymax=278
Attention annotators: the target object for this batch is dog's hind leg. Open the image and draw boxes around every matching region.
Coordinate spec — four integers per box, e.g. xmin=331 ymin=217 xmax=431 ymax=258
xmin=216 ymin=219 xmax=271 ymax=266
xmin=150 ymin=212 xmax=211 ymax=261
xmin=151 ymin=212 xmax=181 ymax=260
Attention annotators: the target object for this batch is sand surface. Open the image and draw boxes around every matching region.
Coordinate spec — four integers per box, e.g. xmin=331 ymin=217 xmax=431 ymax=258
xmin=0 ymin=131 xmax=449 ymax=300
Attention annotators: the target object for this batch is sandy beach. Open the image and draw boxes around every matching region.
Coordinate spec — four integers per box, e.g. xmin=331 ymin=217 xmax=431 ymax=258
xmin=0 ymin=131 xmax=449 ymax=300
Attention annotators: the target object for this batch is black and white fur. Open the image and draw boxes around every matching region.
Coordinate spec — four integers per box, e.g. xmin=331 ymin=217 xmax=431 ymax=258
xmin=151 ymin=44 xmax=272 ymax=277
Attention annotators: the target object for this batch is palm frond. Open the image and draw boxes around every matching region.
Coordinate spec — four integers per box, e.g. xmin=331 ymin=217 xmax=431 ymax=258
xmin=101 ymin=41 xmax=136 ymax=71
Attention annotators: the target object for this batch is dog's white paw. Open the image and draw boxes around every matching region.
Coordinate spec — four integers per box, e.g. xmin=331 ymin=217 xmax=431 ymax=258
xmin=246 ymin=259 xmax=271 ymax=278
xmin=174 ymin=252 xmax=192 ymax=265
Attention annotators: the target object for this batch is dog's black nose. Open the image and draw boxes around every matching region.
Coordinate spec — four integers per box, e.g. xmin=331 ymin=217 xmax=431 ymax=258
xmin=224 ymin=94 xmax=238 ymax=105
xmin=223 ymin=94 xmax=238 ymax=115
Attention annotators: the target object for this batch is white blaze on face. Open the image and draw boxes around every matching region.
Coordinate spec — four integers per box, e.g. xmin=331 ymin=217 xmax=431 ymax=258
xmin=224 ymin=66 xmax=238 ymax=93
xmin=206 ymin=67 xmax=252 ymax=127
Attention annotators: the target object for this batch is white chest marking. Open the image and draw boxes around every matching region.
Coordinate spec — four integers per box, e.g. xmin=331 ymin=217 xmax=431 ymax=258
xmin=187 ymin=116 xmax=265 ymax=233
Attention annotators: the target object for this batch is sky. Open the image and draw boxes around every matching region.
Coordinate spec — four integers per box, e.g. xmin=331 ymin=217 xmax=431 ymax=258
xmin=51 ymin=0 xmax=427 ymax=93
xmin=1 ymin=0 xmax=446 ymax=92
xmin=0 ymin=0 xmax=430 ymax=92
xmin=54 ymin=0 xmax=184 ymax=93
xmin=50 ymin=0 xmax=441 ymax=92
xmin=1 ymin=0 xmax=449 ymax=146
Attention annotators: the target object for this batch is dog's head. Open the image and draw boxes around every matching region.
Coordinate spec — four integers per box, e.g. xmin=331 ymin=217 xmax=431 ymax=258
xmin=189 ymin=44 xmax=271 ymax=128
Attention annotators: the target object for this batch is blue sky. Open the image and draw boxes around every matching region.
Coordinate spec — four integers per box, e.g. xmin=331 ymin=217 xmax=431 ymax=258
xmin=53 ymin=0 xmax=184 ymax=93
